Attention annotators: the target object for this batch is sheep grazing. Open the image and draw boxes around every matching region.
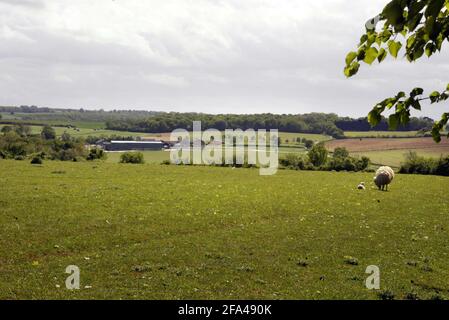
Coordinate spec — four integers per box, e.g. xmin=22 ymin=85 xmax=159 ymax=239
xmin=357 ymin=182 xmax=366 ymax=190
xmin=374 ymin=166 xmax=395 ymax=191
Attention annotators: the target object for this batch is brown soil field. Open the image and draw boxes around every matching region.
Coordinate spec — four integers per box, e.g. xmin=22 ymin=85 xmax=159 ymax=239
xmin=325 ymin=137 xmax=449 ymax=153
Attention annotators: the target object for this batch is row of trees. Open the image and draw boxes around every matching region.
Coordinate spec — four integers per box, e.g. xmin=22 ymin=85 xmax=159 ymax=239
xmin=280 ymin=145 xmax=370 ymax=172
xmin=105 ymin=113 xmax=435 ymax=138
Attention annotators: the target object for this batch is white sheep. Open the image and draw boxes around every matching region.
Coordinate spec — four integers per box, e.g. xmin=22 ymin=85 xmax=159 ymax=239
xmin=374 ymin=166 xmax=395 ymax=191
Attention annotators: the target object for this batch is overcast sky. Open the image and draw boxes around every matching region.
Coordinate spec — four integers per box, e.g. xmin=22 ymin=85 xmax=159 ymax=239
xmin=1 ymin=0 xmax=448 ymax=118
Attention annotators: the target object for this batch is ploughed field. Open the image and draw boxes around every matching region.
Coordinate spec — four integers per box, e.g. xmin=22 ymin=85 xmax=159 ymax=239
xmin=1 ymin=160 xmax=449 ymax=299
xmin=326 ymin=137 xmax=449 ymax=168
xmin=326 ymin=137 xmax=449 ymax=153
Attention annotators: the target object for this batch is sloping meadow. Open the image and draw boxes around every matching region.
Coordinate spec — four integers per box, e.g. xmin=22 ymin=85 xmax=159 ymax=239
xmin=0 ymin=160 xmax=448 ymax=299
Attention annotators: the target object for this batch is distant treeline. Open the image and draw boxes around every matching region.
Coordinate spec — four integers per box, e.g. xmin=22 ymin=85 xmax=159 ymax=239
xmin=0 ymin=106 xmax=436 ymax=138
xmin=335 ymin=117 xmax=434 ymax=132
xmin=105 ymin=113 xmax=434 ymax=138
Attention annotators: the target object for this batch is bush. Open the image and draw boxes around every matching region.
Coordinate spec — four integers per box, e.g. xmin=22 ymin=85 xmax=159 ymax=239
xmin=280 ymin=154 xmax=309 ymax=170
xmin=120 ymin=152 xmax=145 ymax=164
xmin=308 ymin=143 xmax=328 ymax=167
xmin=304 ymin=139 xmax=314 ymax=149
xmin=435 ymin=156 xmax=449 ymax=176
xmin=41 ymin=125 xmax=56 ymax=140
xmin=399 ymin=152 xmax=437 ymax=175
xmin=333 ymin=147 xmax=349 ymax=158
xmin=30 ymin=156 xmax=43 ymax=164
xmin=14 ymin=155 xmax=26 ymax=160
xmin=87 ymin=147 xmax=107 ymax=161
xmin=161 ymin=160 xmax=171 ymax=165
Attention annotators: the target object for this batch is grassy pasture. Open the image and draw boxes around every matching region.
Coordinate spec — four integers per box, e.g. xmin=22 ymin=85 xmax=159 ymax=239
xmin=105 ymin=147 xmax=306 ymax=164
xmin=352 ymin=149 xmax=449 ymax=168
xmin=0 ymin=124 xmax=143 ymax=138
xmin=1 ymin=160 xmax=449 ymax=299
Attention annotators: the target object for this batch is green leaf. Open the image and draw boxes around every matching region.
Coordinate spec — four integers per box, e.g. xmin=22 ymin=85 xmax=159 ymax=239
xmin=380 ymin=29 xmax=393 ymax=43
xmin=382 ymin=0 xmax=406 ymax=27
xmin=377 ymin=48 xmax=387 ymax=63
xmin=357 ymin=47 xmax=366 ymax=61
xmin=368 ymin=108 xmax=382 ymax=127
xmin=432 ymin=124 xmax=442 ymax=143
xmin=344 ymin=62 xmax=360 ymax=77
xmin=366 ymin=33 xmax=377 ymax=47
xmin=411 ymin=99 xmax=422 ymax=110
xmin=430 ymin=91 xmax=440 ymax=103
xmin=345 ymin=52 xmax=357 ymax=65
xmin=400 ymin=110 xmax=410 ymax=124
xmin=410 ymin=87 xmax=424 ymax=98
xmin=359 ymin=34 xmax=368 ymax=46
xmin=425 ymin=43 xmax=435 ymax=57
xmin=396 ymin=91 xmax=406 ymax=99
xmin=388 ymin=40 xmax=402 ymax=58
xmin=364 ymin=47 xmax=379 ymax=65
xmin=407 ymin=12 xmax=423 ymax=32
xmin=389 ymin=114 xmax=400 ymax=130
xmin=425 ymin=0 xmax=445 ymax=19
xmin=412 ymin=47 xmax=425 ymax=60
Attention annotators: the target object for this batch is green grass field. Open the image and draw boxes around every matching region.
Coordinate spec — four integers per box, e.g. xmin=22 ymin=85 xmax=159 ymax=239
xmin=1 ymin=160 xmax=449 ymax=299
xmin=0 ymin=124 xmax=143 ymax=139
xmin=279 ymin=132 xmax=332 ymax=144
xmin=352 ymin=149 xmax=449 ymax=168
xmin=105 ymin=147 xmax=307 ymax=165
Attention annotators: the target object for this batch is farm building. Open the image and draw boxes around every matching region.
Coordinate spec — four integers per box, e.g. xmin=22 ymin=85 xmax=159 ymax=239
xmin=102 ymin=140 xmax=164 ymax=151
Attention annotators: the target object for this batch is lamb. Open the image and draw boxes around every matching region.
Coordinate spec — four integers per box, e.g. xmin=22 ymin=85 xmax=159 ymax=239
xmin=373 ymin=166 xmax=395 ymax=191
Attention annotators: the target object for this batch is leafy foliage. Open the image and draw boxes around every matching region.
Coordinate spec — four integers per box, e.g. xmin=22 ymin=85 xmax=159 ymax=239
xmin=41 ymin=125 xmax=56 ymax=140
xmin=399 ymin=150 xmax=449 ymax=175
xmin=346 ymin=0 xmax=449 ymax=141
xmin=0 ymin=125 xmax=87 ymax=161
xmin=86 ymin=147 xmax=107 ymax=161
xmin=280 ymin=147 xmax=370 ymax=172
xmin=307 ymin=143 xmax=329 ymax=167
xmin=119 ymin=152 xmax=145 ymax=164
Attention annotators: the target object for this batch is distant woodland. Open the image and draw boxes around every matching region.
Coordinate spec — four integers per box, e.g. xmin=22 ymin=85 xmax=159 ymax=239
xmin=0 ymin=105 xmax=436 ymax=138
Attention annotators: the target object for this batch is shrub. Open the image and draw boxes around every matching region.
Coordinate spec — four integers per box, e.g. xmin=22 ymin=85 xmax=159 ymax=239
xmin=308 ymin=143 xmax=328 ymax=167
xmin=120 ymin=152 xmax=145 ymax=164
xmin=30 ymin=156 xmax=43 ymax=164
xmin=41 ymin=125 xmax=56 ymax=140
xmin=280 ymin=154 xmax=309 ymax=170
xmin=435 ymin=156 xmax=449 ymax=176
xmin=333 ymin=147 xmax=349 ymax=158
xmin=14 ymin=155 xmax=25 ymax=161
xmin=357 ymin=156 xmax=370 ymax=171
xmin=87 ymin=147 xmax=107 ymax=161
xmin=304 ymin=139 xmax=314 ymax=149
xmin=399 ymin=152 xmax=437 ymax=175
xmin=161 ymin=160 xmax=171 ymax=165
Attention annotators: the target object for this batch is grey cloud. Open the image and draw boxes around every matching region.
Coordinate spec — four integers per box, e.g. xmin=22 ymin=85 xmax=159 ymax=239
xmin=0 ymin=0 xmax=448 ymax=119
